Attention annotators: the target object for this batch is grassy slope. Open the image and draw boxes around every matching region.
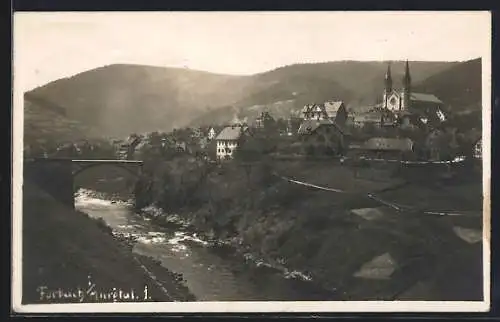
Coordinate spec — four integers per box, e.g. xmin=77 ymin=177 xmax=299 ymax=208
xmin=136 ymin=158 xmax=484 ymax=301
xmin=24 ymin=98 xmax=102 ymax=147
xmin=22 ymin=180 xmax=194 ymax=303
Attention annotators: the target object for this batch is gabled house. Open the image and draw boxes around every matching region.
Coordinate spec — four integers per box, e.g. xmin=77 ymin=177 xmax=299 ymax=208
xmin=215 ymin=125 xmax=249 ymax=160
xmin=254 ymin=111 xmax=276 ymax=130
xmin=176 ymin=141 xmax=188 ymax=153
xmin=324 ymin=101 xmax=348 ymax=127
xmin=358 ymin=137 xmax=414 ymax=160
xmin=297 ymin=119 xmax=348 ymax=156
xmin=301 ymin=101 xmax=348 ymax=126
xmin=353 ymin=111 xmax=383 ymax=128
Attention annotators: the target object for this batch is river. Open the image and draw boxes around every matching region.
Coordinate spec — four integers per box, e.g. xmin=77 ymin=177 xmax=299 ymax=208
xmin=74 ymin=189 xmax=337 ymax=301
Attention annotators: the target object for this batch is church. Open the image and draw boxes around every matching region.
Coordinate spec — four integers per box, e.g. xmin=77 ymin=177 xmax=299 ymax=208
xmin=381 ymin=61 xmax=447 ymax=127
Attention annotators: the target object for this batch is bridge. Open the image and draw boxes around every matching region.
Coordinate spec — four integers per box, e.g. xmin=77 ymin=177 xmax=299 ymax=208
xmin=24 ymin=158 xmax=144 ymax=209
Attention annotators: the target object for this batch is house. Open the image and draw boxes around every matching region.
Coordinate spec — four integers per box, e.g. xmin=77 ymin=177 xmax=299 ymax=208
xmin=424 ymin=129 xmax=445 ymax=161
xmin=192 ymin=127 xmax=203 ymax=138
xmin=215 ymin=125 xmax=248 ymax=160
xmin=254 ymin=111 xmax=276 ymax=130
xmin=198 ymin=137 xmax=209 ymax=150
xmin=118 ymin=135 xmax=142 ymax=160
xmin=357 ymin=137 xmax=414 ymax=160
xmin=473 ymin=137 xmax=482 ymax=159
xmin=207 ymin=127 xmax=217 ymax=140
xmin=175 ymin=141 xmax=188 ymax=153
xmin=301 ymin=101 xmax=348 ymax=126
xmin=324 ymin=101 xmax=348 ymax=126
xmin=353 ymin=111 xmax=382 ymax=128
xmin=297 ymin=119 xmax=348 ymax=156
xmin=286 ymin=116 xmax=302 ymax=136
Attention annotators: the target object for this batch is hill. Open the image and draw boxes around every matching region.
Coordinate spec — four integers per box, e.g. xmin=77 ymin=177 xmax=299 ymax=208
xmin=413 ymin=58 xmax=482 ymax=112
xmin=26 ymin=64 xmax=251 ymax=138
xmin=25 ymin=60 xmax=467 ymax=140
xmin=24 ymin=96 xmax=102 ymax=148
xmin=189 ymin=60 xmax=458 ymax=126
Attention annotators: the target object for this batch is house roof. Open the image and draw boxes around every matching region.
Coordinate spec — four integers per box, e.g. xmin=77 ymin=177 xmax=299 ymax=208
xmin=302 ymin=101 xmax=345 ymax=118
xmin=351 ymin=105 xmax=376 ymax=115
xmin=297 ymin=119 xmax=343 ymax=135
xmin=363 ymin=137 xmax=414 ymax=152
xmin=256 ymin=111 xmax=275 ymax=120
xmin=290 ymin=109 xmax=303 ymax=118
xmin=324 ymin=101 xmax=345 ymax=115
xmin=302 ymin=104 xmax=315 ymax=113
xmin=410 ymin=93 xmax=442 ymax=104
xmin=215 ymin=126 xmax=244 ymax=141
xmin=354 ymin=111 xmax=382 ymax=123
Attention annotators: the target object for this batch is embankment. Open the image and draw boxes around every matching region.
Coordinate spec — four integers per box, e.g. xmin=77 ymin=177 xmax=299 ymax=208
xmin=21 ymin=180 xmax=195 ymax=304
xmin=134 ymin=156 xmax=484 ymax=301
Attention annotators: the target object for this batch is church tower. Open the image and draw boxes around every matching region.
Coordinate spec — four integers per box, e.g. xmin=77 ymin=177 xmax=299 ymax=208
xmin=383 ymin=63 xmax=392 ymax=109
xmin=401 ymin=60 xmax=412 ymax=110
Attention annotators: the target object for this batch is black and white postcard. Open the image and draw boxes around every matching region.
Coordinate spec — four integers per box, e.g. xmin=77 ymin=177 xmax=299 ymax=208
xmin=12 ymin=11 xmax=491 ymax=313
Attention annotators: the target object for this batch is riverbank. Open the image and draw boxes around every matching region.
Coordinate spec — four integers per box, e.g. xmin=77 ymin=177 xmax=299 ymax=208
xmin=21 ymin=180 xmax=196 ymax=304
xmin=133 ymin=157 xmax=484 ymax=301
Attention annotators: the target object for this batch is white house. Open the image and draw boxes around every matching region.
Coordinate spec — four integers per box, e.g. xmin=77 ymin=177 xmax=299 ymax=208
xmin=473 ymin=137 xmax=482 ymax=159
xmin=215 ymin=125 xmax=246 ymax=160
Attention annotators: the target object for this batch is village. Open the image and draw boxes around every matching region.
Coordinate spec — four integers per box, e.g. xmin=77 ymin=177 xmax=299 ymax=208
xmin=103 ymin=61 xmax=482 ymax=170
xmin=24 ymin=60 xmax=484 ymax=186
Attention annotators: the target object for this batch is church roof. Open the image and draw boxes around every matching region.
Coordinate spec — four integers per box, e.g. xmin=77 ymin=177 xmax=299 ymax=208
xmin=410 ymin=93 xmax=442 ymax=104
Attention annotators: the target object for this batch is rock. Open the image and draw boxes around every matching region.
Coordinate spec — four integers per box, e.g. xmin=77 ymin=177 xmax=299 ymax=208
xmin=353 ymin=252 xmax=397 ymax=280
xmin=453 ymin=226 xmax=482 ymax=244
xmin=350 ymin=207 xmax=385 ymax=221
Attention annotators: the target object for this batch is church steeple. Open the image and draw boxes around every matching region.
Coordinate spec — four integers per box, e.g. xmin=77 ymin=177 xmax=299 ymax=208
xmin=402 ymin=60 xmax=412 ymax=110
xmin=403 ymin=60 xmax=411 ymax=91
xmin=384 ymin=63 xmax=393 ymax=93
xmin=383 ymin=62 xmax=393 ymax=109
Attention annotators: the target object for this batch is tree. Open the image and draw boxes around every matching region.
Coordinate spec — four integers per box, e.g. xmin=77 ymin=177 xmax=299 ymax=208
xmin=234 ymin=135 xmax=266 ymax=184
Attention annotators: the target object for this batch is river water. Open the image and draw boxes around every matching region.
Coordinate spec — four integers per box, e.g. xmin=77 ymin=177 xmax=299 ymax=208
xmin=75 ymin=189 xmax=336 ymax=301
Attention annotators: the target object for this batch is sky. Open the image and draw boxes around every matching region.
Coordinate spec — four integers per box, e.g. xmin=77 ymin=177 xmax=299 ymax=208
xmin=14 ymin=11 xmax=491 ymax=92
